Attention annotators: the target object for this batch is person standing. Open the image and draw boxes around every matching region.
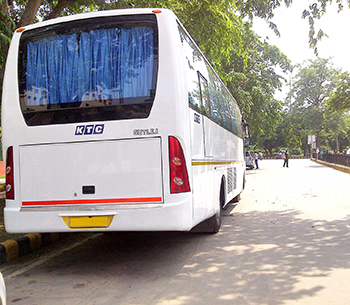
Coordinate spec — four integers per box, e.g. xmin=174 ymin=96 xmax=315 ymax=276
xmin=283 ymin=150 xmax=289 ymax=168
xmin=254 ymin=151 xmax=259 ymax=169
xmin=259 ymin=152 xmax=263 ymax=160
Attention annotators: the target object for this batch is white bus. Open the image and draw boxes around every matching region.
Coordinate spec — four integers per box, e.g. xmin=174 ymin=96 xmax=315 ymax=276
xmin=2 ymin=8 xmax=248 ymax=234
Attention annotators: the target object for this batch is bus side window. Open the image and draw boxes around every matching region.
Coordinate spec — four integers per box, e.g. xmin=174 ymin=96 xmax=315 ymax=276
xmin=198 ymin=72 xmax=211 ymax=117
xmin=179 ymin=28 xmax=201 ymax=112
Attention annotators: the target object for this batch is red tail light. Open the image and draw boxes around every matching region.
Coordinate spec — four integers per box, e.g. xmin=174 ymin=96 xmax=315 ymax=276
xmin=5 ymin=146 xmax=14 ymax=200
xmin=169 ymin=136 xmax=190 ymax=193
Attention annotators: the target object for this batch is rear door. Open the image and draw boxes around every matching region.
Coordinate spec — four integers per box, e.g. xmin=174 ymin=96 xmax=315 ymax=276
xmin=19 ymin=138 xmax=163 ymax=207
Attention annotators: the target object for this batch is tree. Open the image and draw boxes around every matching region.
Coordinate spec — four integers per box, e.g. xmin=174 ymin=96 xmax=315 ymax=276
xmin=292 ymin=58 xmax=339 ymax=108
xmin=322 ymin=111 xmax=350 ymax=152
xmin=0 ymin=0 xmax=15 ymax=95
xmin=0 ymin=0 xmax=293 ymax=132
xmin=223 ymin=23 xmax=292 ymax=135
xmin=326 ymin=71 xmax=350 ymax=112
xmin=300 ymin=0 xmax=350 ymax=55
xmin=1 ymin=0 xmax=346 ymax=80
xmin=281 ymin=57 xmax=350 ymax=154
xmin=289 ymin=58 xmax=340 ymax=148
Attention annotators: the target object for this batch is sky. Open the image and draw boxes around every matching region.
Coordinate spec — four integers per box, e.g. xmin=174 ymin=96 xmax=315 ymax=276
xmin=252 ymin=0 xmax=350 ymax=99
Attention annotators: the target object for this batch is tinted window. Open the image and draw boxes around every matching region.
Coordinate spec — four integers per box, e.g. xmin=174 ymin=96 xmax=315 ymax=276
xmin=198 ymin=73 xmax=211 ymax=117
xmin=178 ymin=27 xmax=202 ymax=111
xmin=178 ymin=23 xmax=242 ymax=138
xmin=18 ymin=14 xmax=158 ymax=126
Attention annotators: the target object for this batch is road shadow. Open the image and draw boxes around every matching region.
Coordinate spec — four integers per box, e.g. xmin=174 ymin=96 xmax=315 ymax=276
xmin=6 ymin=208 xmax=350 ymax=305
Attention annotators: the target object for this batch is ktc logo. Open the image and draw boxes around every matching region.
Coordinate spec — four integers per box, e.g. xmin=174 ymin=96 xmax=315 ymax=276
xmin=75 ymin=124 xmax=104 ymax=135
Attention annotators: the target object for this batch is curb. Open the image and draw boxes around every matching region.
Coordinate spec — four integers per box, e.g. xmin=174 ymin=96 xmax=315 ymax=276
xmin=0 ymin=233 xmax=68 ymax=264
xmin=263 ymin=156 xmax=308 ymax=160
xmin=0 ymin=185 xmax=68 ymax=264
xmin=311 ymin=158 xmax=350 ymax=174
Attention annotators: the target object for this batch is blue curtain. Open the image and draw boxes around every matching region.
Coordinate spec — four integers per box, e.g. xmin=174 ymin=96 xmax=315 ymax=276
xmin=26 ymin=27 xmax=154 ymax=105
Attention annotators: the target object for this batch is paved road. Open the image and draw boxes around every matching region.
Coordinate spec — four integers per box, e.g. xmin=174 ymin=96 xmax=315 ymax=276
xmin=2 ymin=159 xmax=350 ymax=305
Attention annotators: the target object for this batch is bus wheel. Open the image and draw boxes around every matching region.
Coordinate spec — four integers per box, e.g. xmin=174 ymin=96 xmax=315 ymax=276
xmin=207 ymin=180 xmax=224 ymax=233
xmin=190 ymin=181 xmax=224 ymax=234
xmin=232 ymin=193 xmax=241 ymax=203
xmin=199 ymin=203 xmax=222 ymax=233
xmin=211 ymin=204 xmax=222 ymax=233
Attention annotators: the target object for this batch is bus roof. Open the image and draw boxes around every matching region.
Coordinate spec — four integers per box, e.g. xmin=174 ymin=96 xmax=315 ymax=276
xmin=15 ymin=8 xmax=174 ymax=32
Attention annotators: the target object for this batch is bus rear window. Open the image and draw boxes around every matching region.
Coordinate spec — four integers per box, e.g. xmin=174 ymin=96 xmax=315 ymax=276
xmin=18 ymin=14 xmax=158 ymax=126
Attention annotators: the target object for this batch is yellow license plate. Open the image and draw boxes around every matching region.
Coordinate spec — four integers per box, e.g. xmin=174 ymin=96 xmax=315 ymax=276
xmin=62 ymin=215 xmax=114 ymax=228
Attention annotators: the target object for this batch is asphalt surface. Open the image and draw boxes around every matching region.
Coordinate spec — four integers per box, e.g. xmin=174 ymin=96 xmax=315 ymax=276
xmin=3 ymin=158 xmax=350 ymax=304
xmin=0 ymin=157 xmax=349 ymax=265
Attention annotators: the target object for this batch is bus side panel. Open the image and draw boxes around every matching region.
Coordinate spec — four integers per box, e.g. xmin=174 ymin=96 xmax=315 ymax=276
xmin=204 ymin=117 xmax=243 ymax=162
xmin=156 ymin=10 xmax=195 ymax=219
xmin=189 ymin=108 xmax=215 ymax=227
xmin=2 ymin=32 xmax=23 ymax=154
xmin=191 ymin=115 xmax=245 ymax=227
xmin=204 ymin=116 xmax=245 ymax=201
xmin=191 ymin=164 xmax=216 ymax=227
xmin=2 ymin=32 xmax=25 ymax=214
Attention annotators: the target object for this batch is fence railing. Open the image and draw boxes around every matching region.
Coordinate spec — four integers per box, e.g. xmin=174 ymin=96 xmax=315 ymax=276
xmin=264 ymin=154 xmax=307 ymax=159
xmin=316 ymin=153 xmax=350 ymax=167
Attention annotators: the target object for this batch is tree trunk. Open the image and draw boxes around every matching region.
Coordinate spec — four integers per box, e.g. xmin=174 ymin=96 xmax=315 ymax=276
xmin=17 ymin=0 xmax=44 ymax=27
xmin=316 ymin=131 xmax=321 ymax=151
xmin=44 ymin=0 xmax=70 ymax=20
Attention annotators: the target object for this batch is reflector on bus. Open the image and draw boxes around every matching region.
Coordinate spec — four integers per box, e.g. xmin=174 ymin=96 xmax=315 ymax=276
xmin=5 ymin=146 xmax=14 ymax=200
xmin=169 ymin=136 xmax=190 ymax=193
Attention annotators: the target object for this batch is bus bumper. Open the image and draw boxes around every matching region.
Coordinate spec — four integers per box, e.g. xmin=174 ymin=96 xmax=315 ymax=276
xmin=4 ymin=198 xmax=193 ymax=233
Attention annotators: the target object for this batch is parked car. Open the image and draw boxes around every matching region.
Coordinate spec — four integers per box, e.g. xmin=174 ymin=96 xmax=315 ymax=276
xmin=0 ymin=272 xmax=6 ymax=305
xmin=245 ymin=150 xmax=254 ymax=169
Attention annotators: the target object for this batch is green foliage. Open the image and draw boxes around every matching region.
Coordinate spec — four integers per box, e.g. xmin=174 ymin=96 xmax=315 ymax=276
xmin=300 ymin=0 xmax=347 ymax=54
xmin=327 ymin=71 xmax=350 ymax=112
xmin=321 ymin=112 xmax=350 ymax=151
xmin=10 ymin=0 xmax=98 ymax=25
xmin=291 ymin=58 xmax=339 ymax=108
xmin=0 ymin=12 xmax=14 ymax=44
xmin=0 ymin=0 xmax=293 ymax=136
xmin=280 ymin=57 xmax=350 ymax=153
xmin=0 ymin=0 xmax=15 ymax=97
xmin=111 ymin=0 xmax=247 ymax=73
xmin=223 ymin=23 xmax=292 ymax=135
xmin=5 ymin=0 xmax=349 ymax=155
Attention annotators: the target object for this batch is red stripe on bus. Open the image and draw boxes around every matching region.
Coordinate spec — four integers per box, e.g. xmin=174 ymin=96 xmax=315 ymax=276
xmin=22 ymin=197 xmax=163 ymax=206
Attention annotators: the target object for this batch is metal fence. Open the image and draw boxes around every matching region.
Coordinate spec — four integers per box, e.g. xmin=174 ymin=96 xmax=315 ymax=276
xmin=317 ymin=153 xmax=350 ymax=167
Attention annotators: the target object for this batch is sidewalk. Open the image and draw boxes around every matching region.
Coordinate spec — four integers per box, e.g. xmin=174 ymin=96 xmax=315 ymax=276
xmin=0 ymin=197 xmax=68 ymax=264
xmin=311 ymin=157 xmax=350 ymax=175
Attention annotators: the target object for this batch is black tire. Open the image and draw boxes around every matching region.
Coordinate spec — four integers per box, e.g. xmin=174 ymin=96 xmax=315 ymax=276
xmin=243 ymin=171 xmax=246 ymax=190
xmin=202 ymin=180 xmax=224 ymax=233
xmin=190 ymin=179 xmax=226 ymax=234
xmin=190 ymin=180 xmax=225 ymax=234
xmin=232 ymin=193 xmax=241 ymax=203
xmin=207 ymin=203 xmax=222 ymax=233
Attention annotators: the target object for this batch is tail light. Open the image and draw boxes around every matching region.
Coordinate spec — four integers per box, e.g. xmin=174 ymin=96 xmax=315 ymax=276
xmin=5 ymin=146 xmax=14 ymax=200
xmin=169 ymin=136 xmax=190 ymax=193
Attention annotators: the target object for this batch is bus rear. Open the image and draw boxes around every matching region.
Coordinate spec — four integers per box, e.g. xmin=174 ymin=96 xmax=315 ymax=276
xmin=2 ymin=9 xmax=193 ymax=233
